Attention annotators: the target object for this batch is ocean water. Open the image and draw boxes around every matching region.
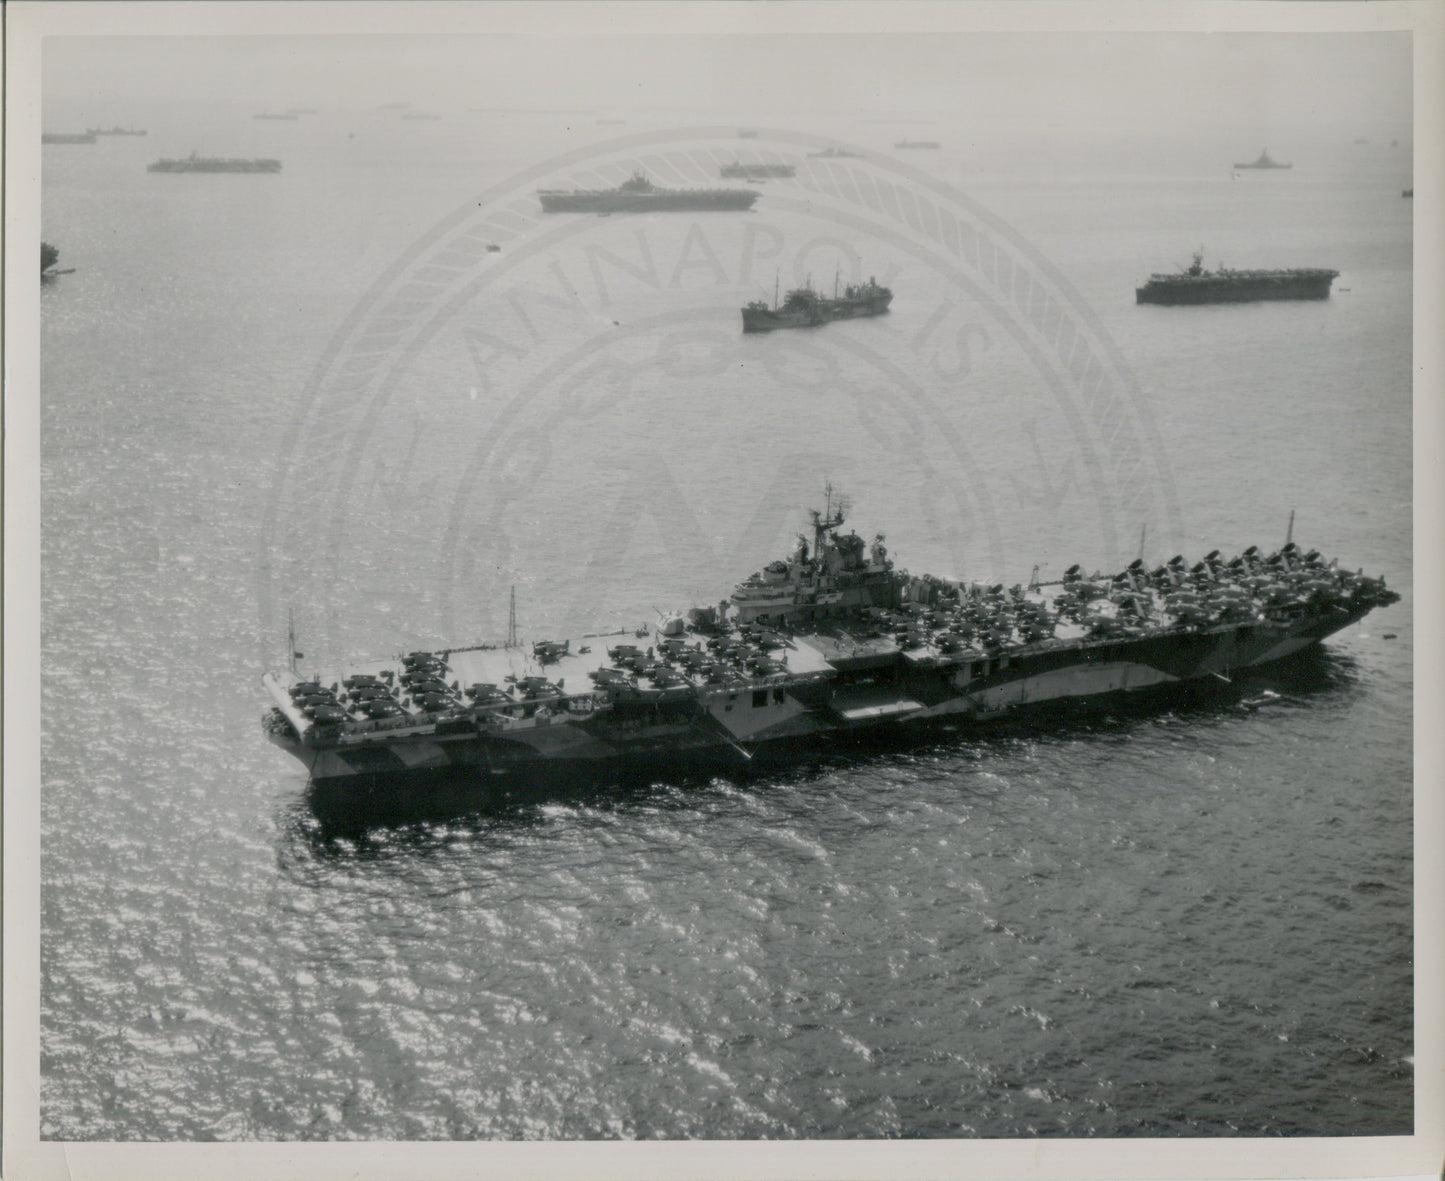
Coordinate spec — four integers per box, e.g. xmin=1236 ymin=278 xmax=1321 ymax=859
xmin=38 ymin=110 xmax=1413 ymax=1139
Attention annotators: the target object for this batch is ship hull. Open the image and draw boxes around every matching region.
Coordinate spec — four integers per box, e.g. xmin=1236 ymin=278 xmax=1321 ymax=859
xmin=270 ymin=605 xmax=1372 ymax=806
xmin=1137 ymin=273 xmax=1336 ymax=304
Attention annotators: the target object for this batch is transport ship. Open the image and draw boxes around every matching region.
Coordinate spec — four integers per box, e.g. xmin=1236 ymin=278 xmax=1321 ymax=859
xmin=147 ymin=153 xmax=282 ymax=173
xmin=1136 ymin=253 xmax=1338 ymax=305
xmin=87 ymin=126 xmax=147 ymax=136
xmin=42 ymin=132 xmax=96 ymax=144
xmin=742 ymin=276 xmax=893 ymax=332
xmin=538 ymin=172 xmax=759 ymax=213
xmin=808 ymin=146 xmax=864 ymax=158
xmin=262 ymin=492 xmax=1399 ymax=801
xmin=1234 ymin=148 xmax=1292 ymax=170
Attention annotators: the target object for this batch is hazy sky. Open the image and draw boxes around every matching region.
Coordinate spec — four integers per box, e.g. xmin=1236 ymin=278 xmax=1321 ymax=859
xmin=43 ymin=31 xmax=1411 ymax=147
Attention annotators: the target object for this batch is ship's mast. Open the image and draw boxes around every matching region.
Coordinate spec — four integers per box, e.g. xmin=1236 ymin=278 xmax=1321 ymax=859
xmin=506 ymin=586 xmax=519 ymax=648
xmin=1286 ymin=508 xmax=1295 ymax=547
xmin=287 ymin=609 xmax=298 ymax=677
xmin=808 ymin=482 xmax=849 ymax=575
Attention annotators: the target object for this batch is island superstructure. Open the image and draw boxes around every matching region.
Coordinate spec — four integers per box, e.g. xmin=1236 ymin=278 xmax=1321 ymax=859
xmin=1136 ymin=253 xmax=1338 ymax=304
xmin=262 ymin=492 xmax=1398 ymax=791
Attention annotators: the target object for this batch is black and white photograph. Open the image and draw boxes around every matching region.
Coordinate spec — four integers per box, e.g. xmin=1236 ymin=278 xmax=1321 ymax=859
xmin=5 ymin=2 xmax=1442 ymax=1178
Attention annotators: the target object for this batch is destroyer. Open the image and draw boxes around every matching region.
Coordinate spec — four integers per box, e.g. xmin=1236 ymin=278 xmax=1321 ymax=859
xmin=40 ymin=242 xmax=73 ymax=279
xmin=538 ymin=172 xmax=758 ymax=213
xmin=1136 ymin=252 xmax=1338 ymax=305
xmin=1234 ymin=148 xmax=1291 ymax=170
xmin=148 ymin=153 xmax=282 ymax=173
xmin=743 ymin=277 xmax=892 ymax=333
xmin=262 ymin=492 xmax=1398 ymax=791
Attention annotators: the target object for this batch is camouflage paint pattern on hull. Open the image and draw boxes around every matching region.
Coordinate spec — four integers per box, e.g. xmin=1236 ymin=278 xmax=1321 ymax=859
xmin=269 ymin=605 xmax=1374 ymax=786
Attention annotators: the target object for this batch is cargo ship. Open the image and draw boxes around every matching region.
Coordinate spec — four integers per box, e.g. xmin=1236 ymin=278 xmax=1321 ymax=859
xmin=720 ymin=162 xmax=797 ymax=180
xmin=742 ymin=276 xmax=893 ymax=332
xmin=1234 ymin=148 xmax=1291 ymax=170
xmin=538 ymin=172 xmax=759 ymax=213
xmin=87 ymin=126 xmax=147 ymax=136
xmin=895 ymin=139 xmax=940 ymax=150
xmin=808 ymin=146 xmax=864 ymax=158
xmin=147 ymin=153 xmax=282 ymax=173
xmin=42 ymin=132 xmax=96 ymax=145
xmin=261 ymin=492 xmax=1398 ymax=801
xmin=1136 ymin=253 xmax=1337 ymax=305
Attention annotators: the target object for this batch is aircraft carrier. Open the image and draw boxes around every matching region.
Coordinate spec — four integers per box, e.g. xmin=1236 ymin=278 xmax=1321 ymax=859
xmin=147 ymin=154 xmax=282 ymax=174
xmin=263 ymin=493 xmax=1399 ymax=802
xmin=1137 ymin=253 xmax=1338 ymax=304
xmin=538 ymin=172 xmax=758 ymax=213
